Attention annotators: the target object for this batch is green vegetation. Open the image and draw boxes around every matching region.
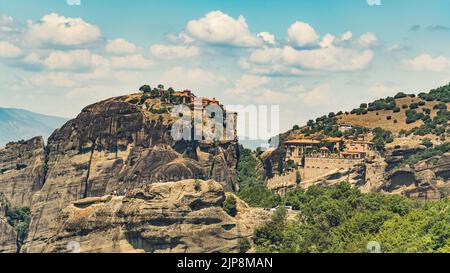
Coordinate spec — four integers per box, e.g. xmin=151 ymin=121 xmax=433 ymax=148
xmin=0 ymin=195 xmax=30 ymax=251
xmin=194 ymin=179 xmax=202 ymax=192
xmin=223 ymin=195 xmax=238 ymax=217
xmin=372 ymin=127 xmax=394 ymax=150
xmin=238 ymin=238 xmax=252 ymax=253
xmin=299 ymin=115 xmax=358 ymax=138
xmin=237 ymin=147 xmax=281 ymax=208
xmin=349 ymin=96 xmax=398 ymax=115
xmin=394 ymin=92 xmax=408 ymax=99
xmin=253 ymin=182 xmax=450 ymax=253
xmin=402 ymin=142 xmax=450 ymax=166
xmin=139 ymin=94 xmax=149 ymax=105
xmin=418 ymin=83 xmax=450 ymax=103
xmin=407 ymin=109 xmax=449 ymax=136
xmin=139 ymin=84 xmax=151 ymax=93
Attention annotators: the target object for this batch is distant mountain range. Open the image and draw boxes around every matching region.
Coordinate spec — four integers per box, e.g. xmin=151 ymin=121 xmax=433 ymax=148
xmin=0 ymin=108 xmax=68 ymax=147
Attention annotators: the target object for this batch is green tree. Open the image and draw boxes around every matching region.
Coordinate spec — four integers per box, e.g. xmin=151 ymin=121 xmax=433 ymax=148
xmin=139 ymin=84 xmax=151 ymax=93
xmin=238 ymin=238 xmax=252 ymax=253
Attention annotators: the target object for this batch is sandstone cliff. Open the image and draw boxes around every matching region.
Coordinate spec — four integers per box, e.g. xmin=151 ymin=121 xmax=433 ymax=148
xmin=17 ymin=93 xmax=238 ymax=252
xmin=33 ymin=180 xmax=270 ymax=253
xmin=0 ymin=197 xmax=17 ymax=253
xmin=0 ymin=137 xmax=45 ymax=208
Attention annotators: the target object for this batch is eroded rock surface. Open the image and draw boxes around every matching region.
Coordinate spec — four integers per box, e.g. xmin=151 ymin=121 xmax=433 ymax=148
xmin=38 ymin=180 xmax=270 ymax=253
xmin=0 ymin=137 xmax=45 ymax=208
xmin=0 ymin=197 xmax=17 ymax=253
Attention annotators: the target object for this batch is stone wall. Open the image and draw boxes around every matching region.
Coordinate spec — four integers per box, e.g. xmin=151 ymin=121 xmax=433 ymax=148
xmin=266 ymin=171 xmax=298 ymax=196
xmin=303 ymin=157 xmax=363 ymax=181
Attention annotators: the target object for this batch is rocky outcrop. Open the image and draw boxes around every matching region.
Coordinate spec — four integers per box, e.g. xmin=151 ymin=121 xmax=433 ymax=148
xmin=382 ymin=166 xmax=441 ymax=200
xmin=383 ymin=145 xmax=426 ymax=171
xmin=22 ymin=94 xmax=239 ymax=252
xmin=0 ymin=198 xmax=18 ymax=253
xmin=0 ymin=137 xmax=45 ymax=208
xmin=377 ymin=151 xmax=450 ymax=200
xmin=33 ymin=180 xmax=270 ymax=253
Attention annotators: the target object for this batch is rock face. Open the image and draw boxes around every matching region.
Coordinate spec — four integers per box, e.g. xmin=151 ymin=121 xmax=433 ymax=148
xmin=21 ymin=94 xmax=239 ymax=252
xmin=0 ymin=198 xmax=17 ymax=253
xmin=35 ymin=180 xmax=270 ymax=253
xmin=0 ymin=137 xmax=45 ymax=208
xmin=381 ymin=152 xmax=450 ymax=200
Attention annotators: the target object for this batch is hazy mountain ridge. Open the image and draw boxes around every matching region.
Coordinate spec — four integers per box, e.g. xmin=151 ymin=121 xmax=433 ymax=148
xmin=0 ymin=108 xmax=68 ymax=147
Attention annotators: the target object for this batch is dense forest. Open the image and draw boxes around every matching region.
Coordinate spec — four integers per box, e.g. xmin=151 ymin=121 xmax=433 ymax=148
xmin=253 ymin=184 xmax=450 ymax=253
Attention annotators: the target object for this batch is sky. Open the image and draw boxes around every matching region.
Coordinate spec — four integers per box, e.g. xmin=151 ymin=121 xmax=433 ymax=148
xmin=1 ymin=0 xmax=450 ymax=139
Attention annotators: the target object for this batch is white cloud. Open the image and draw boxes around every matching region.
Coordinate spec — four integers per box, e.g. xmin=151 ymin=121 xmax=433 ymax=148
xmin=287 ymin=21 xmax=319 ymax=47
xmin=226 ymin=75 xmax=335 ymax=105
xmin=24 ymin=13 xmax=101 ymax=47
xmin=319 ymin=33 xmax=335 ymax=48
xmin=300 ymin=84 xmax=333 ymax=106
xmin=357 ymin=32 xmax=378 ymax=47
xmin=367 ymin=83 xmax=400 ymax=98
xmin=110 ymin=54 xmax=153 ymax=70
xmin=403 ymin=54 xmax=450 ymax=72
xmin=166 ymin=32 xmax=195 ymax=44
xmin=257 ymin=32 xmax=276 ymax=45
xmin=22 ymin=52 xmax=42 ymax=65
xmin=42 ymin=50 xmax=107 ymax=71
xmin=0 ymin=14 xmax=13 ymax=26
xmin=0 ymin=41 xmax=22 ymax=58
xmin=0 ymin=14 xmax=15 ymax=33
xmin=227 ymin=74 xmax=271 ymax=96
xmin=185 ymin=10 xmax=261 ymax=47
xmin=150 ymin=44 xmax=200 ymax=59
xmin=340 ymin=31 xmax=353 ymax=42
xmin=106 ymin=38 xmax=137 ymax=55
xmin=160 ymin=66 xmax=226 ymax=90
xmin=226 ymin=74 xmax=292 ymax=104
xmin=242 ymin=45 xmax=374 ymax=74
xmin=26 ymin=72 xmax=78 ymax=88
xmin=283 ymin=46 xmax=374 ymax=71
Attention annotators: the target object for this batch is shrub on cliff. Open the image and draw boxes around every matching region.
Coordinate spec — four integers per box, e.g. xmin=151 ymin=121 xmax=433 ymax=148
xmin=238 ymin=238 xmax=251 ymax=253
xmin=223 ymin=195 xmax=237 ymax=217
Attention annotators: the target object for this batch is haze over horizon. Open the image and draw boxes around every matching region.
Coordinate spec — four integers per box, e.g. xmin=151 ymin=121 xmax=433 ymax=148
xmin=1 ymin=0 xmax=450 ymax=136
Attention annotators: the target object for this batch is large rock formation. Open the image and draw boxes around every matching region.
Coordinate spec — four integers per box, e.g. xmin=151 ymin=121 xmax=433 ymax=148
xmin=0 ymin=137 xmax=45 ymax=208
xmin=32 ymin=180 xmax=270 ymax=253
xmin=20 ymin=94 xmax=239 ymax=252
